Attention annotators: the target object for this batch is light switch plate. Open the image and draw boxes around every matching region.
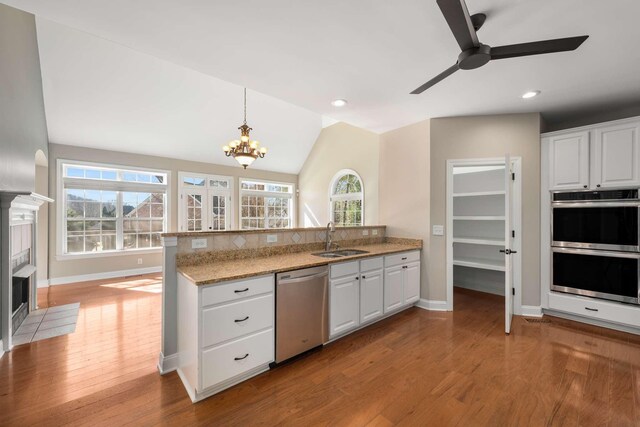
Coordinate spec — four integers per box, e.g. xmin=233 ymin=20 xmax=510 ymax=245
xmin=432 ymin=225 xmax=444 ymax=236
xmin=191 ymin=238 xmax=207 ymax=249
xmin=267 ymin=234 xmax=278 ymax=243
xmin=362 ymin=229 xmax=369 ymax=236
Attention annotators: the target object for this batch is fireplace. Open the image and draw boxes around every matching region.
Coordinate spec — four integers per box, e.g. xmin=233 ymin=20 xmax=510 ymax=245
xmin=10 ymin=234 xmax=36 ymax=332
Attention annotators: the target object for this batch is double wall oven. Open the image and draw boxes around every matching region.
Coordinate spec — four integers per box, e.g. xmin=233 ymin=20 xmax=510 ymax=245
xmin=551 ymin=189 xmax=640 ymax=305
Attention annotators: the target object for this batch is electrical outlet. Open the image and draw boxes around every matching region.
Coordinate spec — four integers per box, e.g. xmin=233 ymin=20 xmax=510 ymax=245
xmin=362 ymin=229 xmax=369 ymax=236
xmin=432 ymin=225 xmax=444 ymax=236
xmin=372 ymin=229 xmax=378 ymax=236
xmin=137 ymin=258 xmax=143 ymax=265
xmin=192 ymin=238 xmax=207 ymax=249
xmin=267 ymin=234 xmax=278 ymax=243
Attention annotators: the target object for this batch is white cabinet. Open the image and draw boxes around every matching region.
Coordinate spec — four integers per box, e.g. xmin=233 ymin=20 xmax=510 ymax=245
xmin=329 ymin=275 xmax=360 ymax=337
xmin=384 ymin=251 xmax=421 ymax=313
xmin=548 ymin=131 xmax=590 ymax=190
xmin=177 ymin=274 xmax=274 ymax=402
xmin=546 ymin=119 xmax=640 ymax=191
xmin=593 ymin=122 xmax=640 ymax=188
xmin=360 ymin=268 xmax=383 ymax=324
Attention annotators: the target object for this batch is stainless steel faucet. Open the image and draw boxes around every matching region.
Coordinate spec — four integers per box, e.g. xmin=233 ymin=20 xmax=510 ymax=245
xmin=325 ymin=221 xmax=336 ymax=251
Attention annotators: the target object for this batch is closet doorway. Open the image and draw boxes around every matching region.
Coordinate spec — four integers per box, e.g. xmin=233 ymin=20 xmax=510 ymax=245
xmin=446 ymin=157 xmax=522 ymax=334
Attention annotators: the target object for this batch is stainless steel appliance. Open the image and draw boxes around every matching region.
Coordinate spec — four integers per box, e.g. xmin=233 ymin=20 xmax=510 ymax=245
xmin=552 ymin=189 xmax=640 ymax=252
xmin=275 ymin=265 xmax=329 ymax=363
xmin=551 ymin=188 xmax=640 ymax=305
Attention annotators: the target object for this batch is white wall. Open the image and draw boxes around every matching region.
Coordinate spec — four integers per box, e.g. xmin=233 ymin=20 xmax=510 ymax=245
xmin=298 ymin=122 xmax=380 ymax=227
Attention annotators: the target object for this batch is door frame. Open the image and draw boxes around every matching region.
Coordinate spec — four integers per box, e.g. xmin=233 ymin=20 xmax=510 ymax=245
xmin=177 ymin=172 xmax=234 ymax=232
xmin=445 ymin=157 xmax=522 ymax=315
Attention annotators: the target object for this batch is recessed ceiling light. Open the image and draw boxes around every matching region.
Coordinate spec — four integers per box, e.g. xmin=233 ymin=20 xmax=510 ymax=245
xmin=331 ymin=99 xmax=348 ymax=107
xmin=521 ymin=90 xmax=541 ymax=99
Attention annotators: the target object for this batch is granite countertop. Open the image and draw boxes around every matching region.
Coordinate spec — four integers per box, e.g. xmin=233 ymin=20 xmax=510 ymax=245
xmin=178 ymin=242 xmax=422 ymax=285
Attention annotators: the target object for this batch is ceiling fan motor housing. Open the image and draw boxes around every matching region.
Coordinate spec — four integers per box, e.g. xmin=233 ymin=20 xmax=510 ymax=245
xmin=458 ymin=44 xmax=491 ymax=70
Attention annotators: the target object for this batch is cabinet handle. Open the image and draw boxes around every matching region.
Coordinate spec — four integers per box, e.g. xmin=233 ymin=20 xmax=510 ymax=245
xmin=585 ymin=307 xmax=599 ymax=312
xmin=362 ymin=275 xmax=366 ymax=279
xmin=355 ymin=276 xmax=359 ymax=280
xmin=402 ymin=266 xmax=408 ymax=269
xmin=234 ymin=316 xmax=249 ymax=323
xmin=234 ymin=353 xmax=249 ymax=361
xmin=596 ymin=184 xmax=601 ymax=188
xmin=583 ymin=185 xmax=588 ymax=189
xmin=234 ymin=288 xmax=249 ymax=293
xmin=401 ymin=257 xmax=407 ymax=260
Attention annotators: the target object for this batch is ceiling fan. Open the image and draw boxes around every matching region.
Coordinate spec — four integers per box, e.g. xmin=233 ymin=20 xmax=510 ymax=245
xmin=411 ymin=0 xmax=589 ymax=94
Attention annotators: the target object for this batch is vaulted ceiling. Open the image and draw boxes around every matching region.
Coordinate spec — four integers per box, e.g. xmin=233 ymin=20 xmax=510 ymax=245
xmin=5 ymin=0 xmax=640 ymax=171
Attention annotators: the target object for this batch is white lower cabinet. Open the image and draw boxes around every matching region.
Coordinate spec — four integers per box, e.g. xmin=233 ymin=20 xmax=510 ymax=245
xmin=329 ymin=251 xmax=421 ymax=339
xmin=177 ymin=273 xmax=274 ymax=402
xmin=548 ymin=291 xmax=640 ymax=329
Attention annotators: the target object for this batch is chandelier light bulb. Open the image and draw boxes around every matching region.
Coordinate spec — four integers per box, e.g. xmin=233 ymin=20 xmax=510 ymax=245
xmin=260 ymin=147 xmax=268 ymax=154
xmin=223 ymin=145 xmax=230 ymax=152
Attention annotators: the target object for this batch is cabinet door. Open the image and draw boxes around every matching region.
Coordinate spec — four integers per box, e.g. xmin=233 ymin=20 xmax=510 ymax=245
xmin=593 ymin=122 xmax=640 ymax=188
xmin=548 ymin=132 xmax=590 ymax=190
xmin=403 ymin=262 xmax=420 ymax=305
xmin=329 ymin=276 xmax=360 ymax=337
xmin=360 ymin=269 xmax=383 ymax=324
xmin=384 ymin=266 xmax=403 ymax=313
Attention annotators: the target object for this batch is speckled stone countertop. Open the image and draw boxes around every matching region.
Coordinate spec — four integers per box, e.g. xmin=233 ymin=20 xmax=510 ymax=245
xmin=178 ymin=241 xmax=422 ymax=285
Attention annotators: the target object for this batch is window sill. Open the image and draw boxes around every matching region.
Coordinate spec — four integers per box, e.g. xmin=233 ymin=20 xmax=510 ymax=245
xmin=56 ymin=248 xmax=162 ymax=261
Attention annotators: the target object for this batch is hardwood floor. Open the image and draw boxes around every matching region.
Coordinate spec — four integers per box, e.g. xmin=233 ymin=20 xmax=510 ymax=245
xmin=1 ymin=279 xmax=639 ymax=426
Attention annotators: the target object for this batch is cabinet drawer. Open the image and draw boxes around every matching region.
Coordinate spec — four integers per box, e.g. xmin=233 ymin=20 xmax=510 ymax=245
xmin=548 ymin=292 xmax=640 ymax=328
xmin=360 ymin=256 xmax=383 ymax=272
xmin=385 ymin=251 xmax=420 ymax=267
xmin=202 ymin=294 xmax=274 ymax=348
xmin=201 ymin=328 xmax=274 ymax=390
xmin=201 ymin=275 xmax=273 ymax=307
xmin=330 ymin=261 xmax=359 ymax=279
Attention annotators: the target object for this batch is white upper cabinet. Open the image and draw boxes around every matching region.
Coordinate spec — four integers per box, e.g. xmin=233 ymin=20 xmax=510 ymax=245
xmin=548 ymin=131 xmax=590 ymax=190
xmin=593 ymin=122 xmax=640 ymax=188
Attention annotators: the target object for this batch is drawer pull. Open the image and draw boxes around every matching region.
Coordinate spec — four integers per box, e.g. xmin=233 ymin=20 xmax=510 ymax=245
xmin=234 ymin=288 xmax=249 ymax=293
xmin=401 ymin=257 xmax=407 ymax=260
xmin=234 ymin=353 xmax=249 ymax=361
xmin=585 ymin=307 xmax=599 ymax=312
xmin=234 ymin=316 xmax=250 ymax=323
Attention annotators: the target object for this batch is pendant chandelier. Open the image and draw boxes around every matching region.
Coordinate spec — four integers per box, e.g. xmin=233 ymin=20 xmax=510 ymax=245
xmin=223 ymin=88 xmax=267 ymax=169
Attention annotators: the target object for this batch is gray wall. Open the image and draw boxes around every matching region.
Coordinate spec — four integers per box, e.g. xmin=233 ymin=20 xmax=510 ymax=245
xmin=0 ymin=4 xmax=49 ymax=193
xmin=429 ymin=113 xmax=541 ymax=306
xmin=48 ymin=143 xmax=298 ymax=281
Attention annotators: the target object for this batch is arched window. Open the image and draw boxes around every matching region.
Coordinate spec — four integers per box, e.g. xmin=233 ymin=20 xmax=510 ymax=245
xmin=330 ymin=170 xmax=364 ymax=227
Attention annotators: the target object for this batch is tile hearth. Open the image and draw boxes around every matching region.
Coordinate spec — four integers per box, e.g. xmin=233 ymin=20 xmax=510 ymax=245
xmin=12 ymin=302 xmax=80 ymax=346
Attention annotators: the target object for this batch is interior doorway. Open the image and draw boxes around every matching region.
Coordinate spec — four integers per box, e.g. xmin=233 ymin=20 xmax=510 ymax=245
xmin=445 ymin=156 xmax=522 ymax=334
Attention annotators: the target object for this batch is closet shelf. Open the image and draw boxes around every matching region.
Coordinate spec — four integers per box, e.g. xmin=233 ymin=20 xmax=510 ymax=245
xmin=453 ymin=257 xmax=505 ymax=272
xmin=452 ymin=216 xmax=505 ymax=221
xmin=452 ymin=190 xmax=506 ymax=198
xmin=453 ymin=237 xmax=506 ymax=246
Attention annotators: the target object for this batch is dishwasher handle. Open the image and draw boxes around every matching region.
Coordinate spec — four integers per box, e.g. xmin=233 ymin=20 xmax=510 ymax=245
xmin=278 ymin=271 xmax=328 ymax=285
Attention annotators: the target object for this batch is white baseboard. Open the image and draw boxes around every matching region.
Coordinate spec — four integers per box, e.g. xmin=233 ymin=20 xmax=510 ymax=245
xmin=521 ymin=305 xmax=543 ymax=318
xmin=157 ymin=351 xmax=178 ymax=375
xmin=416 ymin=299 xmax=450 ymax=311
xmin=37 ymin=280 xmax=50 ymax=288
xmin=46 ymin=266 xmax=162 ymax=286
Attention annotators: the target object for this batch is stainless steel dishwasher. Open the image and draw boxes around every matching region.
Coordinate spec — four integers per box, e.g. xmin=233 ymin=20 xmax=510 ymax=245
xmin=275 ymin=265 xmax=329 ymax=363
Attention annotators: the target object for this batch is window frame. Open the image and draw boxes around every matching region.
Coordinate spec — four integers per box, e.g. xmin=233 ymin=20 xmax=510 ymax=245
xmin=177 ymin=172 xmax=234 ymax=232
xmin=56 ymin=159 xmax=171 ymax=260
xmin=239 ymin=178 xmax=296 ymax=230
xmin=329 ymin=169 xmax=364 ymax=227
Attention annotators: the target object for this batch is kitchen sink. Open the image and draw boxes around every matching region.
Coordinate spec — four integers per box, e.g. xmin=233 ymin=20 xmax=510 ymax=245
xmin=312 ymin=249 xmax=370 ymax=258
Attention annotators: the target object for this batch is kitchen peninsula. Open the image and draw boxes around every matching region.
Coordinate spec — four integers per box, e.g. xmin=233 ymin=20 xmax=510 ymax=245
xmin=158 ymin=225 xmax=422 ymax=402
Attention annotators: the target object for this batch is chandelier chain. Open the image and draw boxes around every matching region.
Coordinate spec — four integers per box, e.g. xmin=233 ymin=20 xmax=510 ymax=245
xmin=243 ymin=88 xmax=247 ymax=125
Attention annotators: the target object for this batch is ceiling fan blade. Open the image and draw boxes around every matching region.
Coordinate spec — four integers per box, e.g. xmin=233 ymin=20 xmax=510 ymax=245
xmin=490 ymin=35 xmax=588 ymax=60
xmin=411 ymin=64 xmax=459 ymax=94
xmin=437 ymin=0 xmax=480 ymax=51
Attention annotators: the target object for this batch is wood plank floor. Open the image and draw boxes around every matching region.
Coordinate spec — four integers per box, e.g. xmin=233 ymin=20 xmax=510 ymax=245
xmin=1 ymin=278 xmax=639 ymax=426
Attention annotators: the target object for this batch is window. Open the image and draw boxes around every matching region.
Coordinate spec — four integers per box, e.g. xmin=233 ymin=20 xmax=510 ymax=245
xmin=60 ymin=161 xmax=168 ymax=255
xmin=240 ymin=179 xmax=294 ymax=229
xmin=178 ymin=173 xmax=233 ymax=232
xmin=330 ymin=170 xmax=363 ymax=227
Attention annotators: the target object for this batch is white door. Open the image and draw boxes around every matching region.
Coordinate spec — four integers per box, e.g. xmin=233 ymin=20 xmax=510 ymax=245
xmin=208 ymin=193 xmax=230 ymax=231
xmin=360 ymin=269 xmax=383 ymax=324
xmin=403 ymin=262 xmax=420 ymax=305
xmin=504 ymin=155 xmax=514 ymax=334
xmin=383 ymin=266 xmax=403 ymax=313
xmin=329 ymin=276 xmax=360 ymax=337
xmin=181 ymin=189 xmax=206 ymax=232
xmin=548 ymin=132 xmax=590 ymax=190
xmin=593 ymin=122 xmax=640 ymax=188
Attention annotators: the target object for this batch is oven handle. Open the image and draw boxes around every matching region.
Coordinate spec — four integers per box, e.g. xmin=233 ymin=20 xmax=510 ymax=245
xmin=552 ymin=247 xmax=640 ymax=259
xmin=552 ymin=201 xmax=640 ymax=208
